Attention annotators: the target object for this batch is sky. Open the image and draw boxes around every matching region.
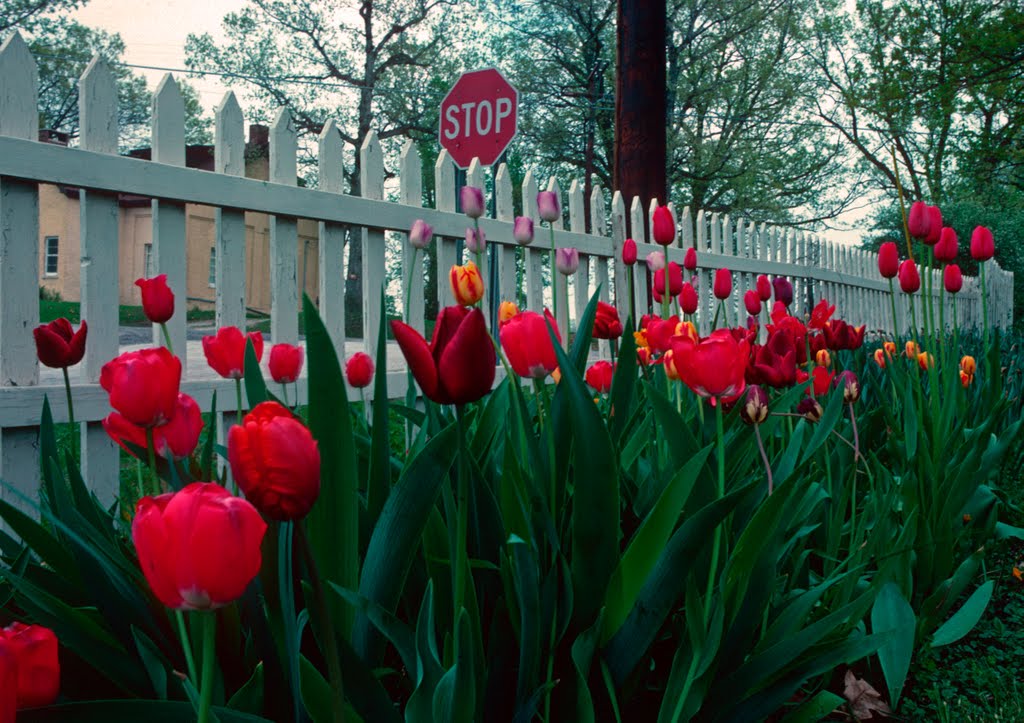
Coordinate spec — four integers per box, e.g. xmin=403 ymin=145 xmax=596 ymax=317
xmin=69 ymin=0 xmax=868 ymax=245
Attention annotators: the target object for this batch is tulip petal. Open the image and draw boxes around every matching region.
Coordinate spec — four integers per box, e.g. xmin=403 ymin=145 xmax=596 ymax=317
xmin=438 ymin=308 xmax=495 ymax=405
xmin=391 ymin=320 xmax=440 ymax=402
xmin=132 ymin=494 xmax=184 ymax=608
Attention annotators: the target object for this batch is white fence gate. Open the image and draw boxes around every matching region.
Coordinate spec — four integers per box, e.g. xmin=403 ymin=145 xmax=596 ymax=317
xmin=0 ymin=34 xmax=1014 ymax=511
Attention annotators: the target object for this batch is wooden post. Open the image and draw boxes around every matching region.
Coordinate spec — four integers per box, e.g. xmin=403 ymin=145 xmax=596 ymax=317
xmin=270 ymin=107 xmax=299 ymax=345
xmin=360 ymin=131 xmax=385 ymax=360
xmin=399 ymin=140 xmax=424 ymax=334
xmin=434 ymin=150 xmax=458 ymax=309
xmin=523 ymin=169 xmax=544 ymax=312
xmin=318 ymin=120 xmax=347 ymax=356
xmin=214 ymin=92 xmax=247 ymax=332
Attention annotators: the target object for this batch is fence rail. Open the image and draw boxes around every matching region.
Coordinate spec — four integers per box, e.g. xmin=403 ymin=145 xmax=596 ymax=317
xmin=0 ymin=33 xmax=1014 ymax=511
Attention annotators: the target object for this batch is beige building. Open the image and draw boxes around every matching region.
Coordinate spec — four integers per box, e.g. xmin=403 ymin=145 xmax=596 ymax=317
xmin=37 ymin=125 xmax=322 ymax=313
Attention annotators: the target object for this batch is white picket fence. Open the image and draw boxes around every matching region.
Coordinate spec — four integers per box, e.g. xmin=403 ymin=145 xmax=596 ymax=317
xmin=0 ymin=34 xmax=1014 ymax=510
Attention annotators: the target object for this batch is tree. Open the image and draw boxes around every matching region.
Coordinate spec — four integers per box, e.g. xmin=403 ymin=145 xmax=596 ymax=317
xmin=0 ymin=0 xmax=80 ymax=35
xmin=186 ymin=0 xmax=470 ymax=336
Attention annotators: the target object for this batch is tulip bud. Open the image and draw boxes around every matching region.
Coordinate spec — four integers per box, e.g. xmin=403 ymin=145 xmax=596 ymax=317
xmin=960 ymin=369 xmax=973 ymax=388
xmin=513 ymin=216 xmax=534 ymax=245
xmin=537 ymin=190 xmax=560 ymax=222
xmin=680 ymin=282 xmax=698 ymax=315
xmin=1 ymin=622 xmax=60 ymax=708
xmin=556 ymin=247 xmax=579 ymax=275
xmin=409 ymin=219 xmax=433 ymax=249
xmin=652 ymin=205 xmax=675 ymax=245
xmin=756 ymin=274 xmax=772 ymax=301
xmin=925 ymin=206 xmax=943 ymax=245
xmin=907 ymin=201 xmax=931 ymax=239
xmin=135 ymin=274 xmax=175 ymax=324
xmin=622 ymin=238 xmax=637 ymax=265
xmin=269 ymin=343 xmax=304 ymax=384
xmin=834 ymin=370 xmax=860 ymax=404
xmin=904 ymin=340 xmax=920 ymax=359
xmin=873 ymin=348 xmax=887 ymax=368
xmin=662 ymin=349 xmax=680 ymax=381
xmin=34 ymin=317 xmax=87 ymax=369
xmin=585 ymin=360 xmax=615 ymax=393
xmin=917 ymin=351 xmax=934 ymax=370
xmin=464 ymin=226 xmax=486 ymax=254
xmin=944 ymin=264 xmax=962 ymax=293
xmin=675 ymin=320 xmax=698 ymax=341
xmin=684 ymin=247 xmax=697 ymax=271
xmin=345 ymin=351 xmax=374 ymax=388
xmin=714 ymin=268 xmax=732 ymax=300
xmin=450 ymin=261 xmax=484 ymax=306
xmin=460 ymin=185 xmax=485 ymax=219
xmin=646 ymin=251 xmax=665 ymax=272
xmin=878 ymin=241 xmax=899 ymax=279
xmin=934 ymin=227 xmax=958 ymax=262
xmin=772 ymin=277 xmax=793 ymax=306
xmin=739 ymin=385 xmax=769 ymax=425
xmin=815 ymin=349 xmax=831 ymax=367
xmin=960 ymin=355 xmax=976 ymax=376
xmin=970 ymin=225 xmax=995 ymax=261
xmin=743 ymin=290 xmax=761 ymax=316
xmin=884 ymin=341 xmax=897 ymax=357
xmin=797 ymin=397 xmax=823 ymax=423
xmin=898 ymin=259 xmax=920 ymax=293
xmin=499 ymin=300 xmax=519 ymax=326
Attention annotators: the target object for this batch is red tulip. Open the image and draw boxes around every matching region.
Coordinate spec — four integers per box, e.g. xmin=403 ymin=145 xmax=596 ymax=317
xmin=0 ymin=640 xmax=14 ymax=722
xmin=202 ymin=327 xmax=264 ymax=380
xmin=652 ymin=205 xmax=675 ymax=245
xmin=683 ymin=247 xmax=697 ymax=271
xmin=898 ymin=259 xmax=920 ymax=293
xmin=103 ymin=393 xmax=203 ymax=460
xmin=743 ymin=290 xmax=761 ymax=316
xmin=593 ymin=301 xmax=623 ymax=340
xmin=33 ymin=318 xmax=87 ymax=369
xmin=670 ymin=329 xmax=749 ymax=402
xmin=392 ymin=306 xmax=496 ymax=405
xmin=924 ymin=206 xmax=943 ymax=245
xmin=269 ymin=343 xmax=304 ymax=384
xmin=756 ymin=274 xmax=772 ymax=302
xmin=653 ymin=262 xmax=684 ymax=301
xmin=877 ymin=242 xmax=899 ymax=279
xmin=772 ymin=277 xmax=793 ymax=306
xmin=622 ymin=238 xmax=637 ymax=266
xmin=229 ymin=401 xmax=321 ymax=521
xmin=808 ymin=299 xmax=836 ymax=330
xmin=809 ymin=365 xmax=834 ymax=396
xmin=933 ymin=227 xmax=958 ymax=262
xmin=100 ymin=347 xmax=181 ymax=427
xmin=135 ymin=274 xmax=175 ymax=324
xmin=644 ymin=315 xmax=679 ymax=354
xmin=0 ymin=623 xmax=59 ymax=709
xmin=822 ymin=319 xmax=866 ymax=351
xmin=346 ymin=352 xmax=375 ymax=388
xmin=746 ymin=329 xmax=797 ymax=388
xmin=943 ymin=264 xmax=962 ymax=293
xmin=680 ymin=283 xmax=698 ymax=315
xmin=907 ymin=201 xmax=931 ymax=240
xmin=132 ymin=483 xmax=266 ymax=610
xmin=713 ymin=268 xmax=732 ymax=300
xmin=500 ymin=309 xmax=562 ymax=379
xmin=585 ymin=360 xmax=615 ymax=393
xmin=971 ymin=225 xmax=994 ymax=261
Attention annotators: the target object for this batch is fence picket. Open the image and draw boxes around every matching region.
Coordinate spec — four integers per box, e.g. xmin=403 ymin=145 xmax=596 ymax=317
xmin=611 ymin=191 xmax=627 ymax=312
xmin=270 ymin=107 xmax=299 ymax=345
xmin=549 ymin=177 xmax=568 ymax=342
xmin=214 ymin=93 xmax=247 ymax=333
xmin=434 ymin=150 xmax=457 ymax=308
xmin=359 ymin=130 xmax=385 ymax=359
xmin=466 ymin=158 xmax=488 ymax=318
xmin=495 ymin=164 xmax=517 ymax=307
xmin=318 ymin=120 xmax=347 ymax=354
xmin=399 ymin=140 xmax=424 ymax=334
xmin=631 ymin=196 xmax=649 ymax=321
xmin=569 ymin=179 xmax=589 ymax=332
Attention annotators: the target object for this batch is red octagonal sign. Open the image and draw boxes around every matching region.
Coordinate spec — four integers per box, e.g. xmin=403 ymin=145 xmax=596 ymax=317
xmin=439 ymin=68 xmax=519 ymax=169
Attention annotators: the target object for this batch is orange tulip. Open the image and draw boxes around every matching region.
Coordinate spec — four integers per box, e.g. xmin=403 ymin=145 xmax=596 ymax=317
xmin=499 ymin=301 xmax=519 ymax=326
xmin=450 ymin=261 xmax=484 ymax=307
xmin=917 ymin=351 xmax=934 ymax=370
xmin=960 ymin=355 xmax=976 ymax=376
xmin=815 ymin=349 xmax=832 ymax=367
xmin=904 ymin=340 xmax=920 ymax=359
xmin=873 ymin=348 xmax=887 ymax=368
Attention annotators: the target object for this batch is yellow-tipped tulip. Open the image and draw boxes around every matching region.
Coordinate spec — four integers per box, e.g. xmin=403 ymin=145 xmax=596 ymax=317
xmin=450 ymin=261 xmax=484 ymax=307
xmin=815 ymin=349 xmax=832 ymax=367
xmin=960 ymin=355 xmax=976 ymax=376
xmin=498 ymin=300 xmax=519 ymax=326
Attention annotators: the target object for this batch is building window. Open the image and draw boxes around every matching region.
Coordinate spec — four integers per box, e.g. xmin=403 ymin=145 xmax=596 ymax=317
xmin=208 ymin=246 xmax=216 ymax=287
xmin=144 ymin=243 xmax=154 ymax=277
xmin=44 ymin=236 xmax=59 ymax=277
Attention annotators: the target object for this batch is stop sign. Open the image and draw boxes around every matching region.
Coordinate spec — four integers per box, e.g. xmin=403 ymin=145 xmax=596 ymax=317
xmin=439 ymin=68 xmax=519 ymax=169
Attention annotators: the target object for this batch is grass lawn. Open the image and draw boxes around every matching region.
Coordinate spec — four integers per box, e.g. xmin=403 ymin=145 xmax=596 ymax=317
xmin=40 ymin=299 xmax=216 ymax=326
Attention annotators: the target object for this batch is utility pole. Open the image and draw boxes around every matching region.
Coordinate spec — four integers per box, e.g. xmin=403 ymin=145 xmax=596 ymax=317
xmin=615 ymin=0 xmax=667 ymax=218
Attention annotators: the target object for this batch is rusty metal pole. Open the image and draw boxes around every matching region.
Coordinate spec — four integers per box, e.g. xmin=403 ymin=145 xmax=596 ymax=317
xmin=615 ymin=0 xmax=667 ymax=222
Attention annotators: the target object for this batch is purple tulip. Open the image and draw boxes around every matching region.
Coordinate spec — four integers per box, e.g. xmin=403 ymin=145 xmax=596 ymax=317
xmin=555 ymin=247 xmax=579 ymax=275
xmin=460 ymin=186 xmax=485 ymax=219
xmin=513 ymin=216 xmax=534 ymax=245
xmin=465 ymin=226 xmax=486 ymax=254
xmin=537 ymin=191 xmax=560 ymax=223
xmin=646 ymin=251 xmax=665 ymax=272
xmin=772 ymin=276 xmax=793 ymax=307
xmin=408 ymin=219 xmax=433 ymax=249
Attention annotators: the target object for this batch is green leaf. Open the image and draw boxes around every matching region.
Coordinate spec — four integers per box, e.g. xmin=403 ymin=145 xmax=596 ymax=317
xmin=602 ymin=445 xmax=713 ymax=642
xmin=131 ymin=627 xmax=169 ymax=700
xmin=243 ymin=338 xmax=268 ymax=408
xmin=18 ymin=701 xmax=272 ymax=722
xmin=800 ymin=388 xmax=845 ymax=466
xmin=609 ymin=318 xmax=637 ymax=443
xmin=299 ymin=655 xmax=332 ymax=723
xmin=226 ymin=662 xmax=265 ymax=714
xmin=0 ymin=497 xmax=76 ymax=575
xmin=568 ymin=288 xmax=600 ymax=376
xmin=431 ymin=608 xmax=476 ymax=723
xmin=776 ymin=691 xmax=845 ymax=723
xmin=351 ymin=424 xmax=458 ymax=662
xmin=570 ymin=612 xmax=605 ymax=723
xmin=201 ymin=391 xmax=218 ymax=481
xmin=367 ymin=292 xmax=392 ymax=530
xmin=548 ymin=318 xmax=620 ymax=626
xmin=931 ymin=580 xmax=994 ymax=647
xmin=303 ymin=293 xmax=359 ymax=637
xmin=871 ymin=583 xmax=915 ymax=707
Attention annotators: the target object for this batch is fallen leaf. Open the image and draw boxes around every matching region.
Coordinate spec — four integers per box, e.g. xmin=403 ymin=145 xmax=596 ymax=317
xmin=843 ymin=669 xmax=893 ymax=720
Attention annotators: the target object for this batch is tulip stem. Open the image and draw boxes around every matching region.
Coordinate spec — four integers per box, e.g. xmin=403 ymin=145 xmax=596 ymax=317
xmin=549 ymin=224 xmax=558 ymax=327
xmin=887 ymin=279 xmax=900 ymax=343
xmin=160 ymin=322 xmax=174 ymax=355
xmin=196 ymin=611 xmax=216 ymax=723
xmin=754 ymin=423 xmax=773 ymax=495
xmin=280 ymin=383 xmax=290 ymax=408
xmin=145 ymin=426 xmax=158 ymax=491
xmin=234 ymin=378 xmax=244 ymax=422
xmin=453 ymin=405 xmax=470 ymax=621
xmin=627 ymin=267 xmax=636 ymax=331
xmin=704 ymin=401 xmax=726 ymax=625
xmin=174 ymin=609 xmax=199 ymax=687
xmin=135 ymin=458 xmax=145 ymax=502
xmin=404 ymin=247 xmax=419 ymax=324
xmin=62 ymin=366 xmax=77 ymax=462
xmin=711 ymin=301 xmax=721 ymax=330
xmin=980 ymin=261 xmax=989 ymax=361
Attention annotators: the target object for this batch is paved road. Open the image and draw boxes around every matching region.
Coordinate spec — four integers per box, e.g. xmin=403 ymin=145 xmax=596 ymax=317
xmin=117 ymin=323 xmax=222 ymax=346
